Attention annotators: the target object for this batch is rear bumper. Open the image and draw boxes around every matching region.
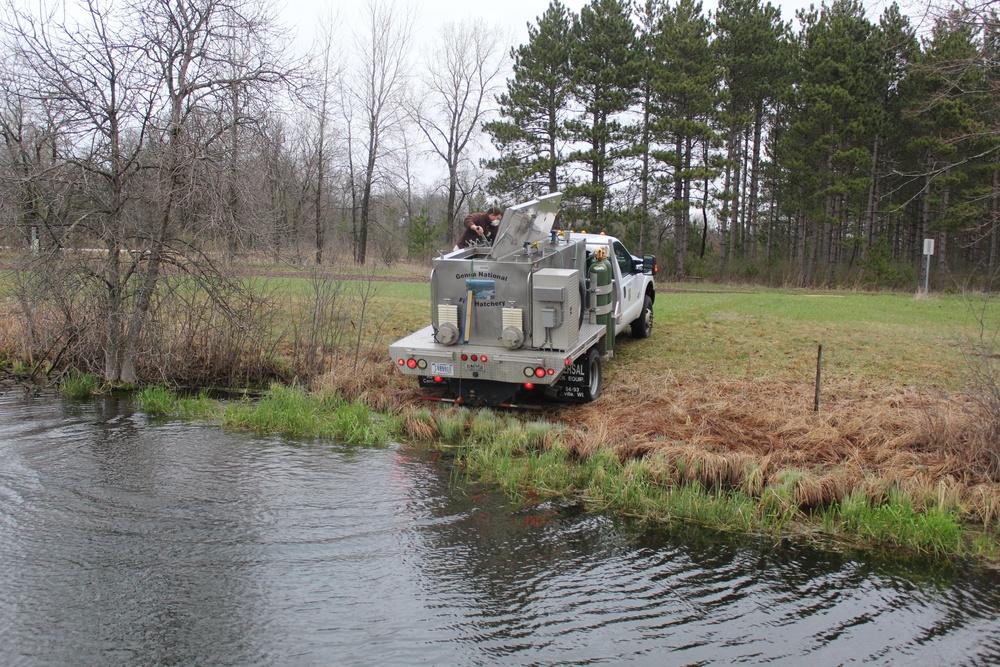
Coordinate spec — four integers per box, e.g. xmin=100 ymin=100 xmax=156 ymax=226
xmin=389 ymin=324 xmax=604 ymax=385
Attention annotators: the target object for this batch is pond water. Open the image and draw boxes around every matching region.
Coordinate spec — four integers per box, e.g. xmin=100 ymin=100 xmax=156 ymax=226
xmin=1 ymin=394 xmax=999 ymax=666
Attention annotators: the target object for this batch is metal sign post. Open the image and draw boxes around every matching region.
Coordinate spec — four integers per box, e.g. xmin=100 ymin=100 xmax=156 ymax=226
xmin=923 ymin=238 xmax=934 ymax=295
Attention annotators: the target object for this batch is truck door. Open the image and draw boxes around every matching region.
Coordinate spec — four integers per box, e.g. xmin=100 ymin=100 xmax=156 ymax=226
xmin=612 ymin=240 xmax=642 ymax=327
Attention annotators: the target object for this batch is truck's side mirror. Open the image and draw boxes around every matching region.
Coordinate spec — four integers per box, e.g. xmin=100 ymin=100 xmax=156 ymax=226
xmin=643 ymin=254 xmax=657 ymax=276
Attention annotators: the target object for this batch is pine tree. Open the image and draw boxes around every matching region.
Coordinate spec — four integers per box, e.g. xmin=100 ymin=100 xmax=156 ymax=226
xmin=904 ymin=12 xmax=996 ymax=277
xmin=563 ymin=0 xmax=639 ymax=228
xmin=630 ymin=0 xmax=669 ymax=256
xmin=714 ymin=0 xmax=792 ymax=268
xmin=484 ymin=1 xmax=574 ymax=202
xmin=861 ymin=4 xmax=919 ymax=266
xmin=780 ymin=0 xmax=882 ymax=285
xmin=648 ymin=0 xmax=719 ymax=277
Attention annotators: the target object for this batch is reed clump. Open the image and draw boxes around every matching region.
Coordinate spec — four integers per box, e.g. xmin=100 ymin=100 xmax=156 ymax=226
xmin=402 ymin=407 xmax=439 ymax=442
xmin=137 ymin=385 xmax=222 ymax=420
xmin=60 ymin=371 xmax=100 ymax=399
xmin=432 ymin=417 xmax=996 ymax=560
xmin=826 ymin=490 xmax=965 ymax=557
xmin=311 ymin=349 xmax=417 ymax=413
xmin=137 ymin=385 xmax=177 ymax=416
xmin=219 ymin=383 xmax=397 ymax=446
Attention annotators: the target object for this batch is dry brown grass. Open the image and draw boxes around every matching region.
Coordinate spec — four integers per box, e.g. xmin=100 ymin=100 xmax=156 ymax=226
xmin=557 ymin=370 xmax=979 ymax=473
xmin=402 ymin=407 xmax=440 ymax=441
xmin=312 ymin=349 xmax=421 ymax=413
xmin=0 ymin=302 xmax=21 ymax=356
xmin=541 ymin=366 xmax=995 ymax=514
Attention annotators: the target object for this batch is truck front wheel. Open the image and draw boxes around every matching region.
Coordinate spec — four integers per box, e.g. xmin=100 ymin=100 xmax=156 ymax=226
xmin=631 ymin=294 xmax=653 ymax=339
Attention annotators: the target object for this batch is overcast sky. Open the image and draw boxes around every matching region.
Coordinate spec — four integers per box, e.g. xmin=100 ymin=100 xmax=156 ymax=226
xmin=277 ymin=0 xmax=888 ymax=56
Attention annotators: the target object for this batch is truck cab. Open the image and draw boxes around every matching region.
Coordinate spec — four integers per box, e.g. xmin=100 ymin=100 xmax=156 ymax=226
xmin=573 ymin=233 xmax=656 ymax=340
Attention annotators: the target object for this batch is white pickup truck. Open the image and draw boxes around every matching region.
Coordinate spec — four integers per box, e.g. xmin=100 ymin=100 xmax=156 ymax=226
xmin=389 ymin=193 xmax=656 ymax=407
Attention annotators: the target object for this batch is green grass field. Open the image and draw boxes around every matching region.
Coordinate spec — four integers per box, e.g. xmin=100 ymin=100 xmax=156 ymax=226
xmin=328 ymin=277 xmax=984 ymax=393
xmin=632 ymin=286 xmax=981 ymax=391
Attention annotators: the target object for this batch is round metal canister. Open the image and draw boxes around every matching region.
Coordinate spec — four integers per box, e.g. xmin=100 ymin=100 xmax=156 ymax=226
xmin=588 ymin=253 xmax=614 ymax=353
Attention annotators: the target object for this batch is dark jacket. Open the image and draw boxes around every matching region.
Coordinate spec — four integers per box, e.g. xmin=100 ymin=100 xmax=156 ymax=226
xmin=455 ymin=212 xmax=498 ymax=249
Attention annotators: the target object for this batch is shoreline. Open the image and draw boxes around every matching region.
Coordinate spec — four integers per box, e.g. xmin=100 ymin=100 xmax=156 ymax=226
xmin=131 ymin=380 xmax=1000 ymax=568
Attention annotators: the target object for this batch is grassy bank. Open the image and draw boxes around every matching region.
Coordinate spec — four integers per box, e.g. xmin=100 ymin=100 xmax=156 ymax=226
xmin=139 ymin=384 xmax=399 ymax=447
xmin=135 ymin=384 xmax=998 ymax=563
xmin=413 ymin=407 xmax=997 ymax=561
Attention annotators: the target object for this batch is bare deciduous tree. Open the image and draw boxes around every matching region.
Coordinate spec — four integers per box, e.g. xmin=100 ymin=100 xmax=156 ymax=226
xmin=3 ymin=0 xmax=157 ymax=382
xmin=414 ymin=18 xmax=508 ymax=241
xmin=0 ymin=54 xmax=65 ymax=253
xmin=1 ymin=0 xmax=296 ymax=384
xmin=306 ymin=10 xmax=345 ymax=265
xmin=344 ymin=0 xmax=414 ymax=265
xmin=117 ymin=0 xmax=294 ymax=382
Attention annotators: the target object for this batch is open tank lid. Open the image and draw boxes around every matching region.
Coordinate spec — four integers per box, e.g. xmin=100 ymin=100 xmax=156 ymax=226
xmin=487 ymin=192 xmax=562 ymax=260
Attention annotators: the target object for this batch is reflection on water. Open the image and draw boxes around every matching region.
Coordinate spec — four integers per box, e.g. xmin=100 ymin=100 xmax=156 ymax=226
xmin=1 ymin=394 xmax=999 ymax=666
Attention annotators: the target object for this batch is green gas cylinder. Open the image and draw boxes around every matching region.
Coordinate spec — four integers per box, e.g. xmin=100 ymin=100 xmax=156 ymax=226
xmin=588 ymin=249 xmax=614 ymax=353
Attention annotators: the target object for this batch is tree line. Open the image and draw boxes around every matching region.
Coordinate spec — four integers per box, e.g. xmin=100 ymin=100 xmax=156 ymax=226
xmin=0 ymin=0 xmax=997 ymax=383
xmin=487 ymin=0 xmax=1000 ymax=289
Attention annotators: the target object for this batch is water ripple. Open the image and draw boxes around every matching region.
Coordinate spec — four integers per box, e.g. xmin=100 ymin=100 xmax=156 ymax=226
xmin=2 ymin=395 xmax=1000 ymax=666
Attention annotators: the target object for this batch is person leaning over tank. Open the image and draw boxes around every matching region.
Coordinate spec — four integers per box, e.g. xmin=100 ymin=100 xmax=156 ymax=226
xmin=453 ymin=205 xmax=502 ymax=251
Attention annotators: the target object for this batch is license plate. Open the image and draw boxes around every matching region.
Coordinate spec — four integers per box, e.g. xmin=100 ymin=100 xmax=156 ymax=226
xmin=431 ymin=363 xmax=454 ymax=376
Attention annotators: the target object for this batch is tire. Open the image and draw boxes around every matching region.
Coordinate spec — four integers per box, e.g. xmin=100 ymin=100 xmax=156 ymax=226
xmin=631 ymin=294 xmax=653 ymax=339
xmin=582 ymin=347 xmax=602 ymax=402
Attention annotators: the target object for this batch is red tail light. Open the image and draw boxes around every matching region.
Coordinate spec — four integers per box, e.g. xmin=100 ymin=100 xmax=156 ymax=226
xmin=406 ymin=359 xmax=417 ymax=369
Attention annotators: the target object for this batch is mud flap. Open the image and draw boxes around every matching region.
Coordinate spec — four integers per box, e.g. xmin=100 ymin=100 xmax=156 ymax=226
xmin=552 ymin=347 xmax=601 ymax=403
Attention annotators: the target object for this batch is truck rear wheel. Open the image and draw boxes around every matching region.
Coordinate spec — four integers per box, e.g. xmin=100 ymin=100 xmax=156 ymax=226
xmin=631 ymin=294 xmax=653 ymax=339
xmin=581 ymin=347 xmax=602 ymax=402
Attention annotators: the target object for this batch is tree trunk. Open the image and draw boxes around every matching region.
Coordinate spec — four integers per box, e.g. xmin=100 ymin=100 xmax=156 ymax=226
xmin=357 ymin=118 xmax=378 ymax=265
xmin=700 ymin=139 xmax=710 ymax=259
xmin=823 ymin=194 xmax=836 ymax=286
xmin=721 ymin=124 xmax=739 ymax=270
xmin=673 ymin=133 xmax=684 ymax=278
xmin=315 ymin=110 xmax=327 ymax=265
xmin=863 ymin=134 xmax=881 ymax=260
xmin=938 ymin=186 xmax=950 ymax=276
xmin=737 ymin=127 xmax=750 ymax=257
xmin=639 ymin=91 xmax=650 ymax=256
xmin=227 ymin=83 xmax=240 ymax=262
xmin=990 ymin=168 xmax=999 ymax=285
xmin=748 ymin=102 xmax=763 ymax=260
